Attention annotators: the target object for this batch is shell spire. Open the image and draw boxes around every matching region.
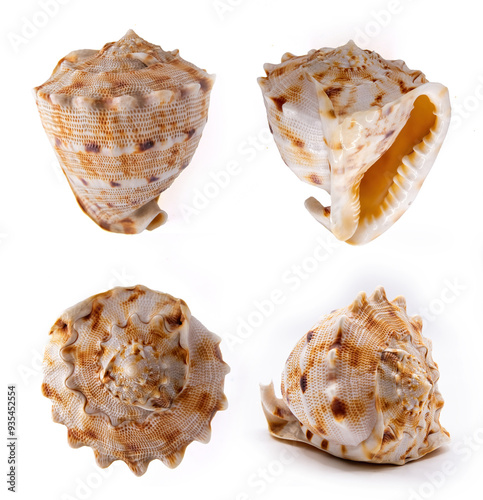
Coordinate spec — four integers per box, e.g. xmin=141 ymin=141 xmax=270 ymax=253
xmin=259 ymin=41 xmax=451 ymax=244
xmin=104 ymin=29 xmax=154 ymax=52
xmin=42 ymin=285 xmax=229 ymax=475
xmin=34 ymin=31 xmax=215 ymax=233
xmin=261 ymin=287 xmax=449 ymax=464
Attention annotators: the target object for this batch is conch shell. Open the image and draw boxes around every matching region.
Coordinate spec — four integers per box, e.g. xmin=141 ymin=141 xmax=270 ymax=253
xmin=42 ymin=285 xmax=229 ymax=475
xmin=261 ymin=287 xmax=448 ymax=464
xmin=34 ymin=30 xmax=214 ymax=234
xmin=259 ymin=42 xmax=450 ymax=244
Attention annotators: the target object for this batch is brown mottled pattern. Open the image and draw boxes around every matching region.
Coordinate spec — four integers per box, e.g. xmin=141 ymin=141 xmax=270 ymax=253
xmin=34 ymin=30 xmax=214 ymax=234
xmin=276 ymin=287 xmax=448 ymax=464
xmin=259 ymin=51 xmax=331 ymax=191
xmin=306 ymin=173 xmax=323 ymax=185
xmin=258 ymin=41 xmax=427 ymax=188
xmin=42 ymin=285 xmax=229 ymax=475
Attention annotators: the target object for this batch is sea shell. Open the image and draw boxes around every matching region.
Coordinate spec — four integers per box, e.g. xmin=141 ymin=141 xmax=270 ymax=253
xmin=42 ymin=285 xmax=229 ymax=475
xmin=259 ymin=42 xmax=450 ymax=244
xmin=34 ymin=30 xmax=215 ymax=234
xmin=260 ymin=287 xmax=448 ymax=464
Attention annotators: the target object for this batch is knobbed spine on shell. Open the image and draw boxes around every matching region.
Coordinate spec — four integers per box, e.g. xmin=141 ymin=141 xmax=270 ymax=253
xmin=42 ymin=285 xmax=230 ymax=476
xmin=260 ymin=287 xmax=449 ymax=464
xmin=34 ymin=30 xmax=215 ymax=234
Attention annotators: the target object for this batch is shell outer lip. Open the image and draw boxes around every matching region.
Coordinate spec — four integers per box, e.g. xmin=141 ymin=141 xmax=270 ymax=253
xmin=326 ymin=82 xmax=451 ymax=244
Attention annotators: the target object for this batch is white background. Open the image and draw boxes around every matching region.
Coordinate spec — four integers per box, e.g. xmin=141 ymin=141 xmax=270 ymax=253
xmin=2 ymin=0 xmax=483 ymax=499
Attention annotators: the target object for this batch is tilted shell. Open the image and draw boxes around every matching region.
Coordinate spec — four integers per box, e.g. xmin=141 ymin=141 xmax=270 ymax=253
xmin=261 ymin=287 xmax=448 ymax=464
xmin=42 ymin=285 xmax=229 ymax=475
xmin=34 ymin=30 xmax=215 ymax=234
xmin=259 ymin=41 xmax=451 ymax=244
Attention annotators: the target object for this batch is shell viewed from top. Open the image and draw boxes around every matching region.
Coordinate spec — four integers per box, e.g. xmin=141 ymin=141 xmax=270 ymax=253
xmin=42 ymin=285 xmax=229 ymax=476
xmin=259 ymin=42 xmax=451 ymax=244
xmin=261 ymin=287 xmax=448 ymax=464
xmin=34 ymin=30 xmax=215 ymax=234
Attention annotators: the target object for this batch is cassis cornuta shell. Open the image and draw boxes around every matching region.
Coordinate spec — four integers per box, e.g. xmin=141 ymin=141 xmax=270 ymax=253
xmin=42 ymin=285 xmax=229 ymax=476
xmin=259 ymin=42 xmax=450 ymax=244
xmin=261 ymin=287 xmax=448 ymax=464
xmin=34 ymin=30 xmax=215 ymax=233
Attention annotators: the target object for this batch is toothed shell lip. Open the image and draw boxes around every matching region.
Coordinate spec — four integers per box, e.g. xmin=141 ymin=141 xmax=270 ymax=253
xmin=342 ymin=84 xmax=451 ymax=244
xmin=42 ymin=285 xmax=230 ymax=475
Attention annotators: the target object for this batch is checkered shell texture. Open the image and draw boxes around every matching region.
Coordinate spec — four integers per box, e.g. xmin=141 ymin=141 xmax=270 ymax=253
xmin=258 ymin=41 xmax=450 ymax=244
xmin=258 ymin=41 xmax=427 ymax=189
xmin=34 ymin=30 xmax=215 ymax=233
xmin=261 ymin=287 xmax=449 ymax=464
xmin=42 ymin=285 xmax=229 ymax=476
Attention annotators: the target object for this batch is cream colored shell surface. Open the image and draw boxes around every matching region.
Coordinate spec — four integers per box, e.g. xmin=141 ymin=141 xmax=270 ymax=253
xmin=259 ymin=42 xmax=450 ymax=244
xmin=34 ymin=30 xmax=214 ymax=234
xmin=42 ymin=285 xmax=229 ymax=476
xmin=261 ymin=287 xmax=448 ymax=464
